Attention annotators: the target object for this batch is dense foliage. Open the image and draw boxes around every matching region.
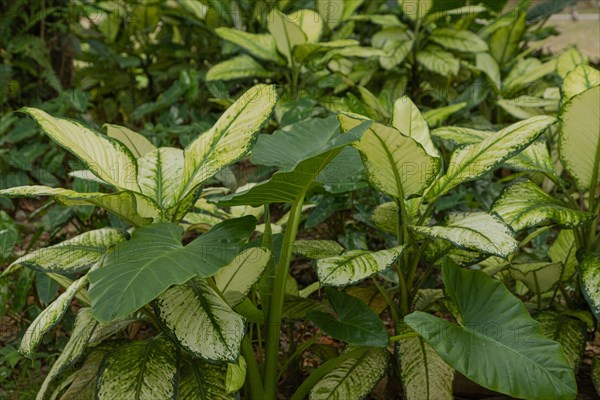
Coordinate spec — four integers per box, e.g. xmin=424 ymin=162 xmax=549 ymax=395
xmin=1 ymin=0 xmax=599 ymax=399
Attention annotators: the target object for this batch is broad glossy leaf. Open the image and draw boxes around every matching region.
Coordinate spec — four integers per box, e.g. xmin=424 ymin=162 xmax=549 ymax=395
xmin=96 ymin=338 xmax=179 ymax=400
xmin=9 ymin=228 xmax=126 ymax=273
xmin=215 ymin=27 xmax=280 ymax=63
xmin=0 ymin=185 xmax=157 ymax=226
xmin=492 ymin=180 xmax=594 ymax=231
xmin=537 ymin=311 xmax=587 ymax=371
xmin=404 ymin=261 xmax=577 ymax=400
xmin=214 ymin=247 xmax=270 ymax=307
xmin=293 ymin=240 xmax=344 ymax=260
xmin=137 ymin=147 xmax=184 ymax=210
xmin=178 ymin=357 xmax=232 ymax=400
xmin=509 ymin=262 xmax=563 ymax=293
xmin=218 ymin=121 xmax=371 ymax=206
xmin=177 ymin=84 xmax=277 ymax=212
xmin=20 ymin=276 xmax=88 ymax=358
xmin=309 ymin=288 xmax=388 ymax=347
xmin=88 ymin=216 xmax=255 ymax=322
xmin=267 ymin=9 xmax=307 ymax=64
xmin=580 ymin=253 xmax=600 ymax=320
xmin=430 ymin=28 xmax=487 ymax=52
xmin=21 ymin=108 xmax=139 ymax=191
xmin=416 ymin=45 xmax=459 ymax=76
xmin=309 ymin=347 xmax=388 ymax=400
xmin=559 ymin=85 xmax=600 ymax=191
xmin=410 ymin=212 xmax=517 ymax=259
xmin=557 ymin=48 xmax=586 ymax=80
xmin=398 ymin=327 xmax=453 ymax=400
xmin=154 ymin=279 xmax=245 ymax=362
xmin=431 ymin=125 xmax=556 ymax=177
xmin=37 ymin=308 xmax=97 ymax=400
xmin=206 ymin=55 xmax=273 ymax=81
xmin=393 ymin=96 xmax=438 ymax=157
xmin=316 ymin=246 xmax=404 ymax=287
xmin=562 ymin=65 xmax=600 ymax=101
xmin=340 ymin=114 xmax=440 ymax=200
xmin=105 ymin=124 xmax=156 ymax=159
xmin=289 ymin=9 xmax=323 ymax=43
xmin=426 ymin=116 xmax=556 ymax=200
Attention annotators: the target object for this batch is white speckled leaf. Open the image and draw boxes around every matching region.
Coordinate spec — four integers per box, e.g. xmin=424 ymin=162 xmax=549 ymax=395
xmin=492 ymin=180 xmax=594 ymax=231
xmin=432 ymin=126 xmax=556 ymax=178
xmin=177 ymin=84 xmax=277 ymax=211
xmin=206 ymin=55 xmax=274 ymax=82
xmin=0 ymin=185 xmax=157 ymax=226
xmin=20 ymin=275 xmax=88 ymax=358
xmin=37 ymin=308 xmax=98 ymax=400
xmin=58 ymin=347 xmax=112 ymax=400
xmin=214 ymin=247 xmax=270 ymax=307
xmin=339 ymin=114 xmax=440 ymax=200
xmin=562 ymin=65 xmax=600 ymax=101
xmin=215 ymin=27 xmax=280 ymax=63
xmin=154 ymin=279 xmax=245 ymax=362
xmin=398 ymin=328 xmax=453 ymax=400
xmin=105 ymin=124 xmax=156 ymax=159
xmin=370 ymin=202 xmax=398 ymax=234
xmin=137 ymin=147 xmax=184 ymax=210
xmin=581 ymin=254 xmax=600 ymax=321
xmin=427 ymin=116 xmax=556 ymax=200
xmin=96 ymin=337 xmax=179 ymax=400
xmin=10 ymin=228 xmax=126 ymax=273
xmin=393 ymin=96 xmax=439 ymax=158
xmin=178 ymin=357 xmax=232 ymax=400
xmin=509 ymin=262 xmax=563 ymax=293
xmin=21 ymin=108 xmax=139 ymax=191
xmin=316 ymin=246 xmax=405 ymax=287
xmin=537 ymin=311 xmax=587 ymax=371
xmin=310 ymin=347 xmax=388 ymax=400
xmin=293 ymin=240 xmax=345 ymax=260
xmin=410 ymin=212 xmax=518 ymax=259
xmin=559 ymin=85 xmax=600 ymax=191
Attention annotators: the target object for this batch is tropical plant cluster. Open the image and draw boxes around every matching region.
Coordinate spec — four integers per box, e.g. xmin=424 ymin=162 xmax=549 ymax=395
xmin=1 ymin=0 xmax=599 ymax=399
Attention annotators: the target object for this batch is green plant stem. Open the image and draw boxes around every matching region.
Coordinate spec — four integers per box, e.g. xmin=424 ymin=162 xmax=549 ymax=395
xmin=241 ymin=337 xmax=266 ymax=400
xmin=373 ymin=279 xmax=401 ymax=328
xmin=277 ymin=334 xmax=320 ymax=381
xmin=290 ymin=347 xmax=368 ymax=400
xmin=263 ymin=199 xmax=305 ymax=400
xmin=406 ymin=243 xmax=427 ymax=290
xmin=519 ymin=226 xmax=552 ymax=249
xmin=389 ymin=331 xmax=419 ymax=343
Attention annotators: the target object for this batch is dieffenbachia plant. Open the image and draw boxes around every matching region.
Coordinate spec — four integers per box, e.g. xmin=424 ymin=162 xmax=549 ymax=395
xmin=0 ymin=84 xmax=280 ymax=399
xmin=286 ymin=92 xmax=588 ymax=399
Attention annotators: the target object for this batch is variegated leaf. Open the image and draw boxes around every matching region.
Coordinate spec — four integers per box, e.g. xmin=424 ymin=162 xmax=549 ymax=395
xmin=562 ymin=65 xmax=600 ymax=101
xmin=21 ymin=108 xmax=139 ymax=191
xmin=316 ymin=246 xmax=405 ymax=287
xmin=214 ymin=247 xmax=270 ymax=307
xmin=310 ymin=347 xmax=389 ymax=400
xmin=392 ymin=96 xmax=439 ymax=158
xmin=410 ymin=212 xmax=517 ymax=259
xmin=559 ymin=85 xmax=600 ymax=191
xmin=293 ymin=240 xmax=345 ymax=260
xmin=416 ymin=45 xmax=459 ymax=77
xmin=137 ymin=147 xmax=184 ymax=210
xmin=371 ymin=202 xmax=397 ymax=234
xmin=176 ymin=84 xmax=277 ymax=216
xmin=431 ymin=126 xmax=557 ymax=177
xmin=225 ymin=357 xmax=246 ymax=394
xmin=556 ymin=48 xmax=586 ymax=80
xmin=96 ymin=338 xmax=179 ymax=400
xmin=398 ymin=328 xmax=454 ymax=400
xmin=537 ymin=311 xmax=587 ymax=371
xmin=288 ymin=9 xmax=323 ymax=43
xmin=429 ymin=27 xmax=487 ymax=52
xmin=267 ymin=9 xmax=307 ymax=64
xmin=154 ymin=279 xmax=245 ymax=362
xmin=20 ymin=275 xmax=88 ymax=358
xmin=339 ymin=114 xmax=440 ymax=200
xmin=58 ymin=347 xmax=112 ymax=400
xmin=178 ymin=357 xmax=232 ymax=400
xmin=37 ymin=308 xmax=98 ymax=400
xmin=426 ymin=116 xmax=556 ymax=200
xmin=215 ymin=27 xmax=280 ymax=63
xmin=206 ymin=55 xmax=274 ymax=82
xmin=549 ymin=230 xmax=578 ymax=280
xmin=104 ymin=124 xmax=156 ymax=159
xmin=509 ymin=262 xmax=563 ymax=293
xmin=581 ymin=253 xmax=600 ymax=320
xmin=492 ymin=180 xmax=594 ymax=231
xmin=0 ymin=185 xmax=158 ymax=226
xmin=9 ymin=228 xmax=126 ymax=273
